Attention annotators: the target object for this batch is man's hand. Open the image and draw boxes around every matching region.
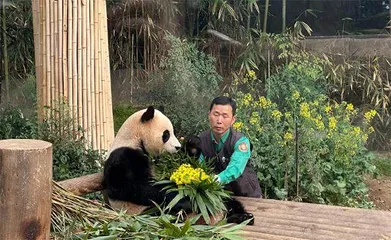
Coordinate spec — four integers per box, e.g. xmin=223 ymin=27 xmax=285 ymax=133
xmin=213 ymin=174 xmax=221 ymax=183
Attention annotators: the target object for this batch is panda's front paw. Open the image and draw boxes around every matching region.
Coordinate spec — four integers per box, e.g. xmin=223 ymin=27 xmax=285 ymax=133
xmin=226 ymin=213 xmax=254 ymax=225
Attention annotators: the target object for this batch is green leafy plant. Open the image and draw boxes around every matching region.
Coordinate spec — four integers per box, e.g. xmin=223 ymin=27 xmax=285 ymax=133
xmin=145 ymin=34 xmax=222 ymax=136
xmin=0 ymin=104 xmax=104 ymax=181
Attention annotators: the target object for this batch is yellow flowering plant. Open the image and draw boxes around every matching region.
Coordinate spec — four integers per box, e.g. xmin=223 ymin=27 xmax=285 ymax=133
xmin=155 ymin=154 xmax=230 ymax=224
xmin=230 ymin=66 xmax=377 ymax=208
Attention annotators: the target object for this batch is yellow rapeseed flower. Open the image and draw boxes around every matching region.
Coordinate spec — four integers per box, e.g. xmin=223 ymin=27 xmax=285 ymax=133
xmin=300 ymin=102 xmax=311 ymax=118
xmin=284 ymin=132 xmax=294 ymax=141
xmin=329 ymin=117 xmax=337 ymax=130
xmin=247 ymin=70 xmax=256 ymax=79
xmin=242 ymin=93 xmax=253 ymax=106
xmin=325 ymin=105 xmax=332 ymax=114
xmin=346 ymin=103 xmax=354 ymax=111
xmin=353 ymin=127 xmax=361 ymax=135
xmin=292 ymin=90 xmax=300 ymax=100
xmin=233 ymin=121 xmax=244 ymax=131
xmin=170 ymin=164 xmax=211 ymax=185
xmin=271 ymin=110 xmax=282 ymax=121
xmin=259 ymin=96 xmax=269 ymax=109
xmin=364 ymin=110 xmax=377 ymax=122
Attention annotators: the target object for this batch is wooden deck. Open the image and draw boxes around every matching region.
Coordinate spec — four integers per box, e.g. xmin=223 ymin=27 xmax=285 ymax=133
xmin=237 ymin=197 xmax=391 ymax=240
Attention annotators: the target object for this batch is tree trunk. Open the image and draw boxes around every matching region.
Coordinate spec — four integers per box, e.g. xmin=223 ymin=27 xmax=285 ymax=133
xmin=2 ymin=0 xmax=9 ymax=102
xmin=0 ymin=139 xmax=52 ymax=240
xmin=282 ymin=0 xmax=286 ymax=33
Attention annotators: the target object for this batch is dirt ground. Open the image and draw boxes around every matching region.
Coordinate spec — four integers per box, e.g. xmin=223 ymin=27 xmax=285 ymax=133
xmin=367 ymin=176 xmax=391 ymax=211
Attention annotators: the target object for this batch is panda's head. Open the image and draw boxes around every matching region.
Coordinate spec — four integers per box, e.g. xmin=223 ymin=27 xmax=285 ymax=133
xmin=109 ymin=106 xmax=181 ymax=157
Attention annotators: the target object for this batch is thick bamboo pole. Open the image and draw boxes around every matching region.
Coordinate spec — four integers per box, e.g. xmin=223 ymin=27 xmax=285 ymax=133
xmin=86 ymin=0 xmax=93 ymax=146
xmin=54 ymin=0 xmax=59 ymax=103
xmin=94 ymin=0 xmax=101 ymax=150
xmin=0 ymin=139 xmax=52 ymax=240
xmin=32 ymin=0 xmax=114 ymax=151
xmin=50 ymin=0 xmax=55 ymax=104
xmin=58 ymin=0 xmax=64 ymax=100
xmin=97 ymin=0 xmax=104 ymax=150
xmin=32 ymin=0 xmax=42 ymax=118
xmin=102 ymin=0 xmax=114 ymax=148
xmin=62 ymin=0 xmax=67 ymax=102
xmin=82 ymin=0 xmax=88 ymax=140
xmin=90 ymin=0 xmax=97 ymax=150
xmin=72 ymin=0 xmax=78 ymax=132
xmin=77 ymin=0 xmax=82 ymax=130
xmin=45 ymin=0 xmax=51 ymax=107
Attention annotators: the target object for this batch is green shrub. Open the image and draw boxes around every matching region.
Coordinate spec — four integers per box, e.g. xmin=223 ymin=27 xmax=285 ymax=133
xmin=113 ymin=104 xmax=139 ymax=134
xmin=144 ymin=34 xmax=222 ymax=136
xmin=0 ymin=104 xmax=104 ymax=181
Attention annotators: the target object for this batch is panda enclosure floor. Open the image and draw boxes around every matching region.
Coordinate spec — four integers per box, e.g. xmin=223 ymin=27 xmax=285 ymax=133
xmin=235 ymin=197 xmax=391 ymax=240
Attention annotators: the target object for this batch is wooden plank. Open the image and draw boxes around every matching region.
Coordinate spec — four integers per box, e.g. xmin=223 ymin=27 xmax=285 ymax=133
xmin=236 ymin=197 xmax=391 ymax=240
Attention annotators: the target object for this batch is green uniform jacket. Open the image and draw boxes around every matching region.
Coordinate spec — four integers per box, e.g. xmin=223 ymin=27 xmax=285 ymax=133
xmin=199 ymin=128 xmax=262 ymax=198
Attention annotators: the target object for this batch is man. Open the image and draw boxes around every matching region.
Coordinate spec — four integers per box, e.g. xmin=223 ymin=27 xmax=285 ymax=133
xmin=198 ymin=96 xmax=262 ymax=198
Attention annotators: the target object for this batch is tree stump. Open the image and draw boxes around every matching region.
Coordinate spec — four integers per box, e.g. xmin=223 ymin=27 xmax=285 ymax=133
xmin=0 ymin=139 xmax=52 ymax=240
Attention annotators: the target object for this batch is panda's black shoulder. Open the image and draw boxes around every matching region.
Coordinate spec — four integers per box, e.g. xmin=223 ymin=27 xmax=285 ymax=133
xmin=104 ymin=147 xmax=151 ymax=181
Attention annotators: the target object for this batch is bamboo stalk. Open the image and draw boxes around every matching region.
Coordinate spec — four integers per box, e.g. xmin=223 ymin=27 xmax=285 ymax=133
xmin=100 ymin=1 xmax=107 ymax=150
xmin=62 ymin=0 xmax=68 ymax=103
xmin=54 ymin=0 xmax=59 ymax=132
xmin=50 ymin=0 xmax=55 ymax=105
xmin=82 ymin=0 xmax=88 ymax=142
xmin=45 ymin=0 xmax=51 ymax=108
xmin=32 ymin=0 xmax=42 ymax=118
xmin=72 ymin=0 xmax=78 ymax=134
xmin=98 ymin=0 xmax=104 ymax=150
xmin=102 ymin=0 xmax=113 ymax=148
xmin=41 ymin=0 xmax=46 ymax=113
xmin=90 ymin=0 xmax=97 ymax=150
xmin=86 ymin=0 xmax=92 ymax=146
xmin=68 ymin=0 xmax=73 ymax=120
xmin=58 ymin=0 xmax=64 ymax=101
xmin=77 ymin=0 xmax=82 ymax=132
xmin=94 ymin=0 xmax=101 ymax=151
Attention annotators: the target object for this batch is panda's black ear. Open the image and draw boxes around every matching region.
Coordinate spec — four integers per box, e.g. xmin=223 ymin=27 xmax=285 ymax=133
xmin=141 ymin=106 xmax=155 ymax=122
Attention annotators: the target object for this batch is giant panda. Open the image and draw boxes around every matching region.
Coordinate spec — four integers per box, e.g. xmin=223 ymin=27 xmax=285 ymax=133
xmin=182 ymin=135 xmax=255 ymax=225
xmin=104 ymin=106 xmax=254 ymax=225
xmin=103 ymin=106 xmax=190 ymax=215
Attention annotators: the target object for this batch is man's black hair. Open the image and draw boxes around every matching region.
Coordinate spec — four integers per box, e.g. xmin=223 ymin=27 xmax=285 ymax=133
xmin=209 ymin=96 xmax=237 ymax=116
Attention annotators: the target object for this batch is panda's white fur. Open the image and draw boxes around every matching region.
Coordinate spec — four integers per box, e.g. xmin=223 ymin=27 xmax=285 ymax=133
xmin=107 ymin=107 xmax=181 ymax=157
xmin=104 ymin=106 xmax=183 ymax=215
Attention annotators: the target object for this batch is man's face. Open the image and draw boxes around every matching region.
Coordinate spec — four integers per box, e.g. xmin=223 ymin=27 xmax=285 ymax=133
xmin=208 ymin=104 xmax=236 ymax=137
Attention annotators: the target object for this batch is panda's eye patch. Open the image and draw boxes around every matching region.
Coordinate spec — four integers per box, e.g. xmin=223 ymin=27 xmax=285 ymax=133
xmin=162 ymin=130 xmax=170 ymax=143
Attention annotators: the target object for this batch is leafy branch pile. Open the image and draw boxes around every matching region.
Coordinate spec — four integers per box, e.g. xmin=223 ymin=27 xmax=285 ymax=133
xmin=51 ymin=182 xmax=247 ymax=240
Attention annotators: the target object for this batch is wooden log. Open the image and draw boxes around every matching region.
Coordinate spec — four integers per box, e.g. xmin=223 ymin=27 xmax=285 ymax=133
xmin=57 ymin=172 xmax=104 ymax=196
xmin=0 ymin=139 xmax=52 ymax=240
